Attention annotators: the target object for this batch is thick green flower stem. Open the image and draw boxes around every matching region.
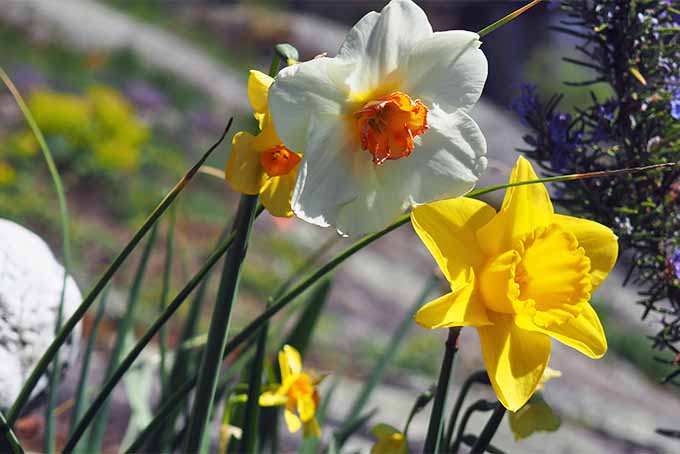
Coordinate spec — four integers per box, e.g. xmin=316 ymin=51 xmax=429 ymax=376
xmin=470 ymin=404 xmax=506 ymax=454
xmin=239 ymin=319 xmax=269 ymax=452
xmin=450 ymin=399 xmax=497 ymax=453
xmin=443 ymin=370 xmax=490 ymax=450
xmin=5 ymin=121 xmax=232 ymax=426
xmin=184 ymin=193 xmax=259 ymax=453
xmin=423 ymin=327 xmax=462 ymax=453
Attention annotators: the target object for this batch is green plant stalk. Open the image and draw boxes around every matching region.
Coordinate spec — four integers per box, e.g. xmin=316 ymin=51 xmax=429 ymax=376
xmin=61 ymin=209 xmax=264 ymax=453
xmin=337 ymin=275 xmax=440 ymax=446
xmin=44 ymin=291 xmax=66 ymax=454
xmin=451 ymin=400 xmax=497 ymax=453
xmin=87 ymin=224 xmax=159 ymax=453
xmin=5 ymin=119 xmax=233 ymax=426
xmin=185 ymin=49 xmax=282 ymax=452
xmin=69 ymin=287 xmax=110 ymax=452
xmin=470 ymin=404 xmax=506 ymax=454
xmin=443 ymin=370 xmax=490 ymax=450
xmin=423 ymin=327 xmax=461 ymax=453
xmin=239 ymin=317 xmax=269 ymax=452
xmin=159 ymin=205 xmax=177 ymax=395
xmin=0 ymin=411 xmax=22 ymax=454
xmin=477 ymin=0 xmax=544 ymax=38
xmin=184 ymin=193 xmax=260 ymax=453
xmin=150 ymin=222 xmax=235 ymax=452
xmin=0 ymin=68 xmax=72 ymax=453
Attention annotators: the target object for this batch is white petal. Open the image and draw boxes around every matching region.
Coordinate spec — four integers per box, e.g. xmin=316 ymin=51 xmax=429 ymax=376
xmin=269 ymin=57 xmax=353 ymax=152
xmin=291 ymin=115 xmax=362 ymax=228
xmin=404 ymin=31 xmax=488 ymax=112
xmin=335 ymin=157 xmax=408 ymax=237
xmin=385 ymin=106 xmax=487 ymax=206
xmin=338 ymin=11 xmax=381 ymax=61
xmin=343 ymin=0 xmax=433 ymax=93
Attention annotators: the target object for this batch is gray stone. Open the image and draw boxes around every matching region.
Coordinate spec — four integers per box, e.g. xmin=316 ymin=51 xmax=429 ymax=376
xmin=0 ymin=219 xmax=82 ymax=411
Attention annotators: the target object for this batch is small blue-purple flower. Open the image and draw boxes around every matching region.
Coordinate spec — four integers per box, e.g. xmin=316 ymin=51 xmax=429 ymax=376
xmin=510 ymin=84 xmax=539 ymax=127
xmin=670 ymin=249 xmax=680 ymax=280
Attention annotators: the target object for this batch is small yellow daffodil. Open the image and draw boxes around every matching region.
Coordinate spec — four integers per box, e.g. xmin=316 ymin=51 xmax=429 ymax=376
xmin=225 ymin=70 xmax=302 ymax=217
xmin=258 ymin=345 xmax=323 ymax=438
xmin=412 ymin=156 xmax=618 ymax=411
xmin=370 ymin=424 xmax=408 ymax=454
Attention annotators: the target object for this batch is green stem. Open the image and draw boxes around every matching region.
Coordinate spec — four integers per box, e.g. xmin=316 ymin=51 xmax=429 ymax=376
xmin=159 ymin=205 xmax=177 ymax=396
xmin=423 ymin=327 xmax=461 ymax=453
xmin=477 ymin=0 xmax=544 ymax=38
xmin=0 ymin=411 xmax=22 ymax=454
xmin=5 ymin=120 xmax=232 ymax=426
xmin=239 ymin=314 xmax=269 ymax=452
xmin=184 ymin=194 xmax=259 ymax=453
xmin=69 ymin=287 xmax=109 ymax=452
xmin=451 ymin=400 xmax=497 ymax=453
xmin=443 ymin=370 xmax=490 ymax=451
xmin=470 ymin=404 xmax=506 ymax=454
xmin=88 ymin=224 xmax=159 ymax=453
xmin=61 ymin=208 xmax=264 ymax=453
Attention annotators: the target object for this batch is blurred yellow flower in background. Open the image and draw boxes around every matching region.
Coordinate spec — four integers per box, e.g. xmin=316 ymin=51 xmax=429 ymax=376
xmin=412 ymin=157 xmax=618 ymax=411
xmin=259 ymin=345 xmax=323 ymax=437
xmin=225 ymin=70 xmax=302 ymax=217
xmin=370 ymin=424 xmax=408 ymax=454
xmin=15 ymin=85 xmax=149 ymax=173
xmin=0 ymin=161 xmax=17 ymax=186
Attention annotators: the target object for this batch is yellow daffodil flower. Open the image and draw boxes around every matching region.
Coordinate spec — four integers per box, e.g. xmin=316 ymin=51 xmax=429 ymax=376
xmin=370 ymin=423 xmax=408 ymax=454
xmin=225 ymin=70 xmax=302 ymax=217
xmin=258 ymin=345 xmax=323 ymax=437
xmin=412 ymin=157 xmax=618 ymax=411
xmin=268 ymin=0 xmax=488 ymax=236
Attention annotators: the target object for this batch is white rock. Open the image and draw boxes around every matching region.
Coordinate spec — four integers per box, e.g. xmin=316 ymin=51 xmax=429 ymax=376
xmin=0 ymin=219 xmax=82 ymax=411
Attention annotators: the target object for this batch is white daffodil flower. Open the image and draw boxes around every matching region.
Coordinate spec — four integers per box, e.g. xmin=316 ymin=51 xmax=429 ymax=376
xmin=269 ymin=0 xmax=488 ymax=236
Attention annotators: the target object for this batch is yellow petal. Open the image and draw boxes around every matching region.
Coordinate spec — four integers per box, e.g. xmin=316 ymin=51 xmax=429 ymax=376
xmin=260 ymin=167 xmax=298 ymax=217
xmin=225 ymin=131 xmax=266 ymax=195
xmin=523 ymin=303 xmax=607 ymax=359
xmin=477 ymin=156 xmax=554 ymax=257
xmin=259 ymin=390 xmax=287 ymax=407
xmin=297 ymin=394 xmax=316 ymax=422
xmin=280 ymin=345 xmax=302 ymax=378
xmin=303 ymin=417 xmax=321 ymax=438
xmin=553 ymin=214 xmax=618 ymax=290
xmin=248 ymin=70 xmax=274 ymax=117
xmin=415 ymin=269 xmax=490 ymax=328
xmin=478 ymin=313 xmax=551 ymax=411
xmin=411 ymin=198 xmax=496 ymax=284
xmin=284 ymin=409 xmax=302 ymax=433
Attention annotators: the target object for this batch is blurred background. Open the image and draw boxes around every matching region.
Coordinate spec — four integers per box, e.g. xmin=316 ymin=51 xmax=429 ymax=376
xmin=1 ymin=0 xmax=677 ymax=452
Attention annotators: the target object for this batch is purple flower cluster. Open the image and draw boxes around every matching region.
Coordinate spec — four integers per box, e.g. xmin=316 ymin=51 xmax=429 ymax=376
xmin=670 ymin=249 xmax=680 ymax=280
xmin=510 ymin=84 xmax=539 ymax=127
